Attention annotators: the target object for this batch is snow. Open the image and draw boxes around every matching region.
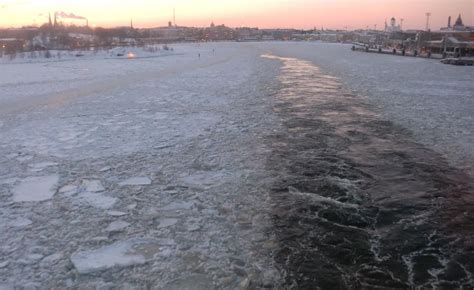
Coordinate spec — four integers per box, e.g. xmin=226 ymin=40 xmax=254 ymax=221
xmin=12 ymin=175 xmax=59 ymax=202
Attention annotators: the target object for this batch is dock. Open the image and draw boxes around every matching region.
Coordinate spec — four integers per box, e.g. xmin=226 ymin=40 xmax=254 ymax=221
xmin=351 ymin=45 xmax=474 ymax=66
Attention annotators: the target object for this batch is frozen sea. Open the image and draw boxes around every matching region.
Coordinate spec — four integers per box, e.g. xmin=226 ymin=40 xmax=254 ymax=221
xmin=0 ymin=42 xmax=473 ymax=288
xmin=261 ymin=42 xmax=474 ymax=175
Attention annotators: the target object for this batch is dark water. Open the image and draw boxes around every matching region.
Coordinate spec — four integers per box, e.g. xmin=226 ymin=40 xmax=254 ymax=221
xmin=262 ymin=55 xmax=474 ymax=289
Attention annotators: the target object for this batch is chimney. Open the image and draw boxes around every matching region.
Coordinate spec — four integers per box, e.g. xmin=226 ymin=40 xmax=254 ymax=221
xmin=448 ymin=16 xmax=452 ymax=28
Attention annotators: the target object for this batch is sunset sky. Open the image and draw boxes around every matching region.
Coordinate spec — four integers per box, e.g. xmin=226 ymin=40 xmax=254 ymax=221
xmin=0 ymin=0 xmax=472 ymax=30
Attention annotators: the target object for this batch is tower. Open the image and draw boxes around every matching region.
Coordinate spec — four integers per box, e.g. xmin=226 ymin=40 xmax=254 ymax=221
xmin=54 ymin=12 xmax=58 ymax=27
xmin=130 ymin=19 xmax=133 ymax=30
xmin=454 ymin=14 xmax=464 ymax=27
xmin=390 ymin=17 xmax=396 ymax=28
xmin=425 ymin=12 xmax=431 ymax=31
xmin=48 ymin=12 xmax=52 ymax=28
xmin=173 ymin=8 xmax=176 ymax=27
xmin=400 ymin=18 xmax=404 ymax=30
xmin=448 ymin=16 xmax=452 ymax=28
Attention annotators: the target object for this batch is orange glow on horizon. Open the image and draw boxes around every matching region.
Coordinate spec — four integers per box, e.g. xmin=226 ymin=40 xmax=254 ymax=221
xmin=0 ymin=0 xmax=472 ymax=30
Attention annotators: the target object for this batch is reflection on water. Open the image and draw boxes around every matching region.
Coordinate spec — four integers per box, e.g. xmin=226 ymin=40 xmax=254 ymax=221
xmin=262 ymin=54 xmax=474 ymax=288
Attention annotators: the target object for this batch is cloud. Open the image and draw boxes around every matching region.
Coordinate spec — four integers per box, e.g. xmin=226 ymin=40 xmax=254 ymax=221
xmin=55 ymin=11 xmax=87 ymax=20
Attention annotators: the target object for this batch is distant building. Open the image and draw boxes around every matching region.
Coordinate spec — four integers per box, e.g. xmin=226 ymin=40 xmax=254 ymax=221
xmin=0 ymin=38 xmax=26 ymax=55
xmin=441 ymin=14 xmax=473 ymax=32
xmin=454 ymin=14 xmax=464 ymax=30
xmin=385 ymin=17 xmax=402 ymax=33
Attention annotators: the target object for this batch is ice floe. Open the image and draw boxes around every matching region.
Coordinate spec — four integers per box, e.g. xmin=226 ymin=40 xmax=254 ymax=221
xmin=81 ymin=180 xmax=105 ymax=192
xmin=157 ymin=218 xmax=178 ymax=229
xmin=12 ymin=175 xmax=59 ymax=202
xmin=119 ymin=177 xmax=151 ymax=186
xmin=76 ymin=192 xmax=117 ymax=210
xmin=105 ymin=221 xmax=130 ymax=232
xmin=28 ymin=162 xmax=58 ymax=172
xmin=161 ymin=201 xmax=194 ymax=211
xmin=107 ymin=211 xmax=127 ymax=217
xmin=70 ymin=239 xmax=160 ymax=274
xmin=0 ymin=261 xmax=9 ymax=269
xmin=9 ymin=217 xmax=33 ymax=227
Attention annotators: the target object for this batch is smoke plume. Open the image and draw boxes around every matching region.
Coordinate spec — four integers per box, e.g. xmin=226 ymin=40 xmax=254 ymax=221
xmin=55 ymin=11 xmax=86 ymax=20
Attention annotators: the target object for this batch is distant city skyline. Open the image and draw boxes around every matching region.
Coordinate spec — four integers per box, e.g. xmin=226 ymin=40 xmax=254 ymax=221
xmin=0 ymin=0 xmax=472 ymax=30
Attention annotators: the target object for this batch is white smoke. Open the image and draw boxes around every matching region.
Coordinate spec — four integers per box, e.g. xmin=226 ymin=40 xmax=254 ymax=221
xmin=55 ymin=11 xmax=86 ymax=20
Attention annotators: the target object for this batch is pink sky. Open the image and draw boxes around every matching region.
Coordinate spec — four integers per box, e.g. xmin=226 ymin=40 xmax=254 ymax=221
xmin=0 ymin=0 xmax=472 ymax=29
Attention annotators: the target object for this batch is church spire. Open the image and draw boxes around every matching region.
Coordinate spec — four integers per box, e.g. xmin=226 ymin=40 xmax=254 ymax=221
xmin=48 ymin=12 xmax=52 ymax=28
xmin=454 ymin=14 xmax=464 ymax=27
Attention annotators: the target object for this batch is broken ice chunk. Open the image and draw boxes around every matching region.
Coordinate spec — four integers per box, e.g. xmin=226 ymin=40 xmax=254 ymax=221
xmin=9 ymin=217 xmax=33 ymax=227
xmin=76 ymin=192 xmax=117 ymax=209
xmin=16 ymin=155 xmax=33 ymax=162
xmin=99 ymin=166 xmax=112 ymax=172
xmin=119 ymin=177 xmax=151 ymax=186
xmin=157 ymin=218 xmax=178 ymax=229
xmin=59 ymin=184 xmax=77 ymax=193
xmin=59 ymin=184 xmax=78 ymax=197
xmin=12 ymin=175 xmax=59 ymax=202
xmin=70 ymin=239 xmax=160 ymax=274
xmin=81 ymin=180 xmax=105 ymax=192
xmin=161 ymin=201 xmax=194 ymax=211
xmin=105 ymin=221 xmax=130 ymax=232
xmin=28 ymin=162 xmax=58 ymax=172
xmin=107 ymin=211 xmax=127 ymax=217
xmin=0 ymin=261 xmax=9 ymax=268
